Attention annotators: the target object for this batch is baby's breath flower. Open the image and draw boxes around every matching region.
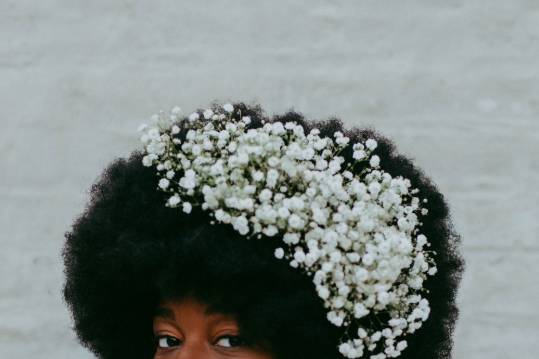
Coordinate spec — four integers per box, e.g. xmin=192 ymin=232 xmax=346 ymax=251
xmin=158 ymin=178 xmax=170 ymax=189
xmin=138 ymin=103 xmax=436 ymax=359
xmin=366 ymin=138 xmax=378 ymax=150
xmin=167 ymin=194 xmax=181 ymax=207
xmin=370 ymin=155 xmax=381 ymax=168
xmin=203 ymin=109 xmax=214 ymax=119
xmin=188 ymin=112 xmax=200 ymax=122
xmin=222 ymin=103 xmax=234 ymax=112
xmin=353 ymin=150 xmax=366 ymax=160
xmin=182 ymin=201 xmax=192 ymax=214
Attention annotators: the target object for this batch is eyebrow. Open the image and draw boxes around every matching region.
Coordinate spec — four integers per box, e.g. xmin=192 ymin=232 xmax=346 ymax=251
xmin=154 ymin=306 xmax=175 ymax=320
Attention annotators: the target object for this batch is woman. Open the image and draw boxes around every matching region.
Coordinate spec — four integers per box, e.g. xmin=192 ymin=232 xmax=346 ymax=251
xmin=62 ymin=102 xmax=464 ymax=359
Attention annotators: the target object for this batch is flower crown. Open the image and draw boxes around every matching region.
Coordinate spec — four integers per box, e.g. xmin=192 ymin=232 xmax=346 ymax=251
xmin=138 ymin=103 xmax=437 ymax=359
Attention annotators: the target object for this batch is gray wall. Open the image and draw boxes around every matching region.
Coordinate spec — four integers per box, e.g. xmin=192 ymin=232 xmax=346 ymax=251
xmin=1 ymin=1 xmax=538 ymax=358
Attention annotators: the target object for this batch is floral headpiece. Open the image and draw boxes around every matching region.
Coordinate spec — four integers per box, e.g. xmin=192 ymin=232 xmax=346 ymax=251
xmin=138 ymin=103 xmax=437 ymax=359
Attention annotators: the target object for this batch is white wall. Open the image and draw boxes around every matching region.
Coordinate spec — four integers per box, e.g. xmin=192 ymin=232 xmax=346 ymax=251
xmin=1 ymin=1 xmax=538 ymax=358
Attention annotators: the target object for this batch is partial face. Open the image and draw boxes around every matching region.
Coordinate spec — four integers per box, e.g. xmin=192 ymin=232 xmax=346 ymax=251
xmin=152 ymin=297 xmax=275 ymax=359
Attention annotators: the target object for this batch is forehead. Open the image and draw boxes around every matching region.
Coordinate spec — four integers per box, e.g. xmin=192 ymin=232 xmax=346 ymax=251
xmin=154 ymin=297 xmax=237 ymax=324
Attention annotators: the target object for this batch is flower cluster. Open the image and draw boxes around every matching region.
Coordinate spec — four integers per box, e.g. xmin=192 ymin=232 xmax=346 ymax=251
xmin=138 ymin=104 xmax=437 ymax=359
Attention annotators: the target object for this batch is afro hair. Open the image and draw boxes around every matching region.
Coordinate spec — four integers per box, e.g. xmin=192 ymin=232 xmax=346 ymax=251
xmin=62 ymin=101 xmax=464 ymax=359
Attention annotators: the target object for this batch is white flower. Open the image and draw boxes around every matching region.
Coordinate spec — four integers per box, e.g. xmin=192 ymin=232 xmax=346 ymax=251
xmin=222 ymin=103 xmax=234 ymax=112
xmin=396 ymin=340 xmax=407 ymax=351
xmin=142 ymin=155 xmax=153 ymax=167
xmin=294 ymin=250 xmax=306 ymax=263
xmin=339 ymin=343 xmax=352 ymax=356
xmin=370 ymin=155 xmax=380 ymax=168
xmin=329 ymin=251 xmax=342 ymax=263
xmin=179 ymin=169 xmax=197 ymax=190
xmin=267 ymin=156 xmax=279 ymax=167
xmin=266 ymin=169 xmax=279 ymax=188
xmin=371 ymin=331 xmax=382 ymax=342
xmin=362 ymin=253 xmax=375 ymax=266
xmin=353 ymin=150 xmax=366 ymax=160
xmin=317 ymin=285 xmax=330 ymax=299
xmin=166 ymin=170 xmax=175 ymax=179
xmin=368 ymin=181 xmax=381 ymax=196
xmin=258 ymin=189 xmax=273 ymax=202
xmin=366 ymin=138 xmax=378 ymax=150
xmin=232 ymin=215 xmax=249 ymax=235
xmin=288 ymin=214 xmax=305 ymax=229
xmin=188 ymin=112 xmax=200 ymax=122
xmin=203 ymin=109 xmax=214 ymax=119
xmin=263 ymin=225 xmax=278 ymax=236
xmin=354 ymin=303 xmax=369 ymax=318
xmin=327 ymin=310 xmax=344 ymax=326
xmin=377 ymin=291 xmax=390 ymax=306
xmin=354 ymin=267 xmax=368 ymax=282
xmin=252 ymin=170 xmax=264 ymax=182
xmin=158 ymin=178 xmax=170 ymax=189
xmin=274 ymin=247 xmax=285 ymax=259
xmin=186 ymin=129 xmax=196 ymax=141
xmin=416 ymin=234 xmax=427 ymax=248
xmin=278 ymin=206 xmax=290 ymax=218
xmin=283 ymin=232 xmax=300 ymax=244
xmin=357 ymin=328 xmax=368 ymax=338
xmin=182 ymin=201 xmax=192 ymax=213
xmin=167 ymin=194 xmax=181 ymax=206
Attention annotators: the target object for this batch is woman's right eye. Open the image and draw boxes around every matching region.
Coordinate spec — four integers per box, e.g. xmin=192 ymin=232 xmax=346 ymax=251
xmin=156 ymin=335 xmax=181 ymax=348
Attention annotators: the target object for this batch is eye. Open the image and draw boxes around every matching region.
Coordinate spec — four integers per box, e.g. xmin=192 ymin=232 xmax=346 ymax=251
xmin=215 ymin=335 xmax=246 ymax=348
xmin=156 ymin=335 xmax=181 ymax=348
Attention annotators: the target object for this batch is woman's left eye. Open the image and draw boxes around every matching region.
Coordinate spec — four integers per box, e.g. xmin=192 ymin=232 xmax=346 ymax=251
xmin=215 ymin=335 xmax=246 ymax=348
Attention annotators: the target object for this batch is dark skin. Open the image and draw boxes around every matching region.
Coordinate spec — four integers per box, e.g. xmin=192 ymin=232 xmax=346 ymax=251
xmin=153 ymin=297 xmax=275 ymax=359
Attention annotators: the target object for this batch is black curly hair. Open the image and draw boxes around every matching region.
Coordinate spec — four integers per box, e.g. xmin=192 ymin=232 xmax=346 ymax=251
xmin=62 ymin=101 xmax=464 ymax=359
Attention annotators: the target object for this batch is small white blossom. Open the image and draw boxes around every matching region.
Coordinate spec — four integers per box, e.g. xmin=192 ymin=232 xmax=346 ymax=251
xmin=142 ymin=155 xmax=153 ymax=167
xmin=274 ymin=247 xmax=285 ymax=259
xmin=223 ymin=103 xmax=234 ymax=112
xmin=182 ymin=201 xmax=192 ymax=213
xmin=353 ymin=150 xmax=366 ymax=160
xmin=288 ymin=214 xmax=305 ymax=229
xmin=370 ymin=155 xmax=380 ymax=168
xmin=317 ymin=285 xmax=330 ymax=299
xmin=166 ymin=170 xmax=175 ymax=179
xmin=167 ymin=194 xmax=181 ymax=206
xmin=259 ymin=189 xmax=273 ymax=202
xmin=188 ymin=112 xmax=200 ymax=122
xmin=354 ymin=303 xmax=369 ymax=318
xmin=268 ymin=156 xmax=279 ymax=167
xmin=203 ymin=108 xmax=214 ymax=119
xmin=396 ymin=340 xmax=407 ymax=351
xmin=366 ymin=138 xmax=378 ymax=150
xmin=158 ymin=178 xmax=170 ymax=189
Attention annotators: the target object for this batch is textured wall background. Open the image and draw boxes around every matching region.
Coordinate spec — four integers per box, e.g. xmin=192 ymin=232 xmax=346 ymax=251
xmin=1 ymin=1 xmax=538 ymax=358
